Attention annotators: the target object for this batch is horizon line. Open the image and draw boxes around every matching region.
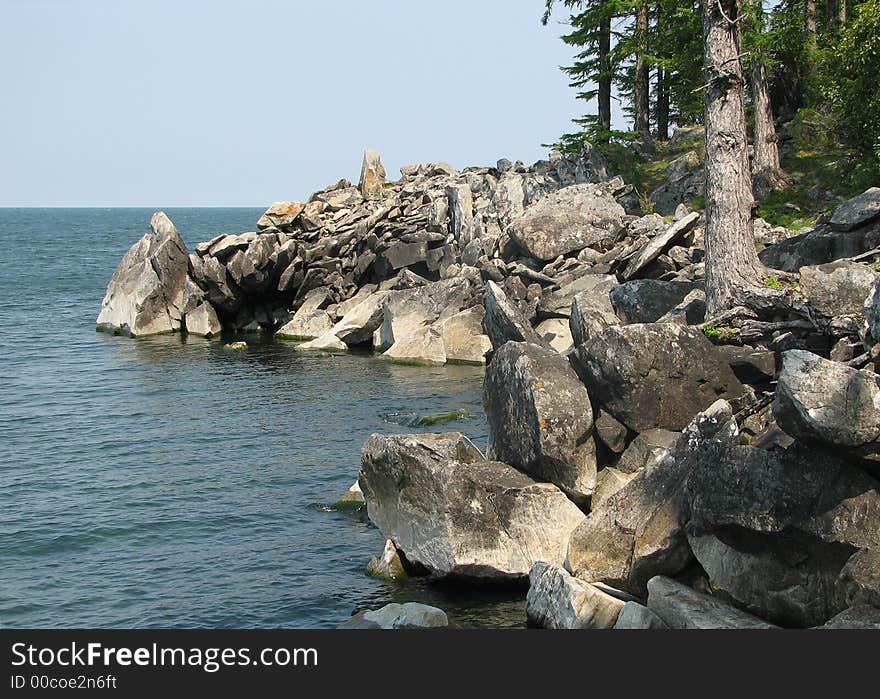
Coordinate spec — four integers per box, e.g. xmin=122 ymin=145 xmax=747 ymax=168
xmin=0 ymin=204 xmax=268 ymax=209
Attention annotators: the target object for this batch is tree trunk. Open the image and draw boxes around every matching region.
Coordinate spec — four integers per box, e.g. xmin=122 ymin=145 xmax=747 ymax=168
xmin=634 ymin=3 xmax=650 ymax=135
xmin=839 ymin=0 xmax=846 ymax=26
xmin=656 ymin=65 xmax=669 ymax=140
xmin=806 ymin=0 xmax=818 ymax=50
xmin=598 ymin=14 xmax=612 ymax=137
xmin=751 ymin=60 xmax=786 ymax=199
xmin=702 ymin=0 xmax=768 ymax=317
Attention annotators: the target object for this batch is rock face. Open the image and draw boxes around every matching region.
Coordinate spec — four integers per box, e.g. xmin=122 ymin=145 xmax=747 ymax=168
xmin=508 ymin=183 xmax=625 ymax=261
xmin=359 ymin=432 xmax=584 ymax=580
xmin=96 ymin=212 xmax=190 ymax=336
xmin=830 ymin=187 xmax=880 ymax=231
xmin=359 ymin=148 xmax=387 ymax=199
xmin=571 ymin=323 xmax=745 ymax=433
xmin=339 ymin=602 xmax=448 ymax=629
xmin=437 ymin=307 xmax=491 ymax=364
xmin=484 ymin=341 xmax=596 ymax=503
xmin=566 ymin=401 xmax=738 ymax=595
xmin=526 ymin=562 xmax=624 ymax=629
xmin=774 ymin=350 xmax=880 ymax=447
xmin=646 ymin=576 xmax=779 ymax=629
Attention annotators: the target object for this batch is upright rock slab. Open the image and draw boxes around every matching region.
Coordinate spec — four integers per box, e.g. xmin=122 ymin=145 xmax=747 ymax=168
xmin=359 ymin=433 xmax=584 ymax=580
xmin=483 ymin=281 xmax=545 ymax=350
xmin=359 ymin=148 xmax=386 ymax=199
xmin=484 ymin=341 xmax=597 ymax=503
xmin=97 ymin=212 xmax=190 ymax=336
xmin=526 ymin=562 xmax=625 ymax=629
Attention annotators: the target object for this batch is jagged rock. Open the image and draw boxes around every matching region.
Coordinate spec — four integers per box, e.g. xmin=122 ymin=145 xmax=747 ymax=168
xmin=185 ymin=302 xmax=222 ymax=337
xmin=359 ymin=432 xmax=584 ymax=579
xmin=534 ymin=318 xmax=573 ymax=353
xmin=358 ymin=148 xmax=386 ymax=199
xmin=365 ymin=539 xmax=408 ymax=580
xmin=437 ymin=307 xmax=492 ymax=365
xmin=375 ymin=241 xmax=429 ymax=276
xmin=446 ymin=184 xmax=475 ymax=246
xmin=296 ymin=332 xmax=348 ymax=352
xmin=335 ymin=285 xmax=377 ymax=319
xmin=773 ymin=349 xmax=880 ymax=447
xmin=382 ymin=326 xmax=447 ymax=365
xmin=591 ymin=467 xmax=635 ymax=510
xmin=483 ymin=281 xmax=545 ymax=350
xmin=817 ymin=605 xmax=880 ymax=629
xmin=257 ymin=201 xmax=305 ymax=230
xmin=336 ymin=480 xmax=365 ymax=509
xmin=376 ymin=279 xmax=473 ymax=352
xmin=759 ymin=220 xmax=880 ymax=272
xmin=594 ymin=410 xmax=628 ymax=454
xmin=566 ymin=401 xmax=738 ymax=595
xmin=621 ymin=212 xmax=700 ymax=280
xmin=484 ymin=341 xmax=597 ymax=503
xmin=570 ymin=323 xmax=745 ymax=433
xmin=839 ymin=549 xmax=880 ymax=608
xmin=339 ymin=603 xmax=448 ymax=629
xmin=526 ymin=562 xmax=625 ymax=629
xmin=613 ymin=601 xmax=669 ymax=629
xmin=508 ymin=183 xmax=625 ymax=261
xmin=96 ymin=212 xmax=189 ymax=336
xmin=614 ymin=429 xmax=678 ymax=474
xmin=329 ymin=291 xmax=390 ymax=346
xmin=277 ymin=309 xmax=333 ymax=340
xmin=610 ymin=280 xmax=704 ymax=324
xmin=568 ymin=277 xmax=620 ymax=347
xmin=646 ymin=576 xmax=778 ymax=629
xmin=539 ymin=273 xmax=616 ymax=319
xmin=715 ymin=345 xmax=777 ymax=385
xmin=830 ymin=187 xmax=880 ymax=231
xmin=799 ymin=260 xmax=878 ymax=317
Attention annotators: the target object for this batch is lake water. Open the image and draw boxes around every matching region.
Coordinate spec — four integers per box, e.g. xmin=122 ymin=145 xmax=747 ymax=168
xmin=0 ymin=208 xmax=524 ymax=629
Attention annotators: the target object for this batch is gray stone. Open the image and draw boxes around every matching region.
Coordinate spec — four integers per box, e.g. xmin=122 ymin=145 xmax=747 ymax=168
xmin=613 ymin=601 xmax=669 ymax=629
xmin=830 ymin=187 xmax=880 ymax=231
xmin=568 ymin=277 xmax=620 ymax=347
xmin=483 ymin=281 xmax=545 ymax=350
xmin=799 ymin=260 xmax=878 ymax=317
xmin=817 ymin=605 xmax=880 ymax=629
xmin=591 ymin=467 xmax=635 ymax=511
xmin=446 ymin=184 xmax=475 ymax=246
xmin=773 ymin=349 xmax=880 ymax=447
xmin=593 ymin=409 xmax=628 ymax=454
xmin=376 ymin=279 xmax=472 ymax=352
xmin=296 ymin=332 xmax=348 ymax=352
xmin=526 ymin=562 xmax=624 ymax=629
xmin=614 ymin=429 xmax=678 ymax=474
xmin=646 ymin=576 xmax=779 ymax=629
xmin=437 ymin=307 xmax=492 ymax=365
xmin=534 ymin=318 xmax=574 ymax=353
xmin=610 ymin=280 xmax=704 ymax=324
xmin=509 ymin=183 xmax=625 ymax=261
xmin=839 ymin=549 xmax=880 ymax=608
xmin=96 ymin=212 xmax=189 ymax=336
xmin=329 ymin=291 xmax=390 ymax=346
xmin=382 ymin=326 xmax=447 ymax=365
xmin=257 ymin=201 xmax=305 ymax=230
xmin=571 ymin=323 xmax=745 ymax=433
xmin=484 ymin=341 xmax=597 ymax=503
xmin=621 ymin=212 xmax=700 ymax=280
xmin=365 ymin=539 xmax=408 ymax=580
xmin=339 ymin=602 xmax=448 ymax=629
xmin=185 ymin=301 xmax=222 ymax=337
xmin=358 ymin=148 xmax=386 ymax=199
xmin=359 ymin=432 xmax=584 ymax=580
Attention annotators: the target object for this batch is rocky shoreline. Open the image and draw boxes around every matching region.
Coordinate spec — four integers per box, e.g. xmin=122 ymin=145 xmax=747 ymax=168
xmin=97 ymin=143 xmax=880 ymax=629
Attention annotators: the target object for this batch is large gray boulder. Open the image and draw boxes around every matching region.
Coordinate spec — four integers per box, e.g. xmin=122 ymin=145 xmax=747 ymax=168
xmin=830 ymin=187 xmax=880 ymax=231
xmin=483 ymin=281 xmax=545 ymax=350
xmin=97 ymin=212 xmax=190 ymax=336
xmin=359 ymin=433 xmax=584 ymax=580
xmin=773 ymin=350 xmax=880 ymax=448
xmin=817 ymin=605 xmax=880 ymax=629
xmin=256 ymin=201 xmax=305 ymax=230
xmin=484 ymin=341 xmax=597 ymax=503
xmin=338 ymin=602 xmax=448 ymax=629
xmin=571 ymin=323 xmax=746 ymax=433
xmin=620 ymin=212 xmax=700 ymax=280
xmin=568 ymin=277 xmax=620 ymax=347
xmin=799 ymin=260 xmax=878 ymax=317
xmin=328 ymin=290 xmax=390 ymax=346
xmin=610 ymin=279 xmax=704 ymax=325
xmin=646 ymin=576 xmax=779 ymax=629
xmin=566 ymin=401 xmax=738 ymax=596
xmin=436 ymin=307 xmax=492 ymax=365
xmin=526 ymin=562 xmax=624 ymax=629
xmin=508 ymin=183 xmax=625 ymax=261
xmin=613 ymin=601 xmax=669 ymax=629
xmin=839 ymin=549 xmax=880 ymax=609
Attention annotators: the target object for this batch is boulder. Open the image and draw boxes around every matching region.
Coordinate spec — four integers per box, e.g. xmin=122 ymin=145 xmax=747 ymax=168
xmin=621 ymin=212 xmax=700 ymax=280
xmin=591 ymin=467 xmax=635 ymax=510
xmin=329 ymin=291 xmax=390 ymax=346
xmin=508 ymin=183 xmax=625 ymax=261
xmin=358 ymin=148 xmax=386 ymax=199
xmin=257 ymin=201 xmax=305 ymax=230
xmin=799 ymin=260 xmax=878 ymax=317
xmin=382 ymin=326 xmax=447 ymax=365
xmin=612 ymin=601 xmax=669 ymax=629
xmin=568 ymin=277 xmax=620 ymax=347
xmin=830 ymin=187 xmax=880 ymax=231
xmin=376 ymin=279 xmax=473 ymax=352
xmin=773 ymin=349 xmax=880 ymax=447
xmin=437 ymin=307 xmax=492 ymax=365
xmin=534 ymin=318 xmax=574 ymax=353
xmin=526 ymin=562 xmax=625 ymax=629
xmin=614 ymin=429 xmax=678 ymax=474
xmin=483 ymin=281 xmax=545 ymax=350
xmin=566 ymin=401 xmax=738 ymax=595
xmin=484 ymin=341 xmax=597 ymax=503
xmin=539 ymin=273 xmax=617 ymax=319
xmin=446 ymin=184 xmax=475 ymax=246
xmin=570 ymin=323 xmax=746 ymax=433
xmin=646 ymin=576 xmax=778 ymax=629
xmin=359 ymin=432 xmax=584 ymax=580
xmin=339 ymin=603 xmax=448 ymax=629
xmin=276 ymin=309 xmax=333 ymax=340
xmin=593 ymin=410 xmax=628 ymax=454
xmin=185 ymin=301 xmax=222 ymax=337
xmin=817 ymin=605 xmax=880 ymax=629
xmin=365 ymin=539 xmax=408 ymax=580
xmin=865 ymin=279 xmax=880 ymax=343
xmin=296 ymin=332 xmax=348 ymax=352
xmin=610 ymin=280 xmax=704 ymax=325
xmin=96 ymin=212 xmax=190 ymax=336
xmin=838 ymin=548 xmax=880 ymax=608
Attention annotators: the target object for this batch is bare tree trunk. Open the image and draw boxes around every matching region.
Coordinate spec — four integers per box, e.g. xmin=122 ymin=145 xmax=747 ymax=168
xmin=598 ymin=14 xmax=612 ymax=137
xmin=806 ymin=0 xmax=818 ymax=49
xmin=656 ymin=65 xmax=669 ymax=140
xmin=703 ymin=0 xmax=770 ymax=317
xmin=839 ymin=0 xmax=846 ymax=25
xmin=751 ymin=60 xmax=786 ymax=199
xmin=634 ymin=3 xmax=650 ymax=135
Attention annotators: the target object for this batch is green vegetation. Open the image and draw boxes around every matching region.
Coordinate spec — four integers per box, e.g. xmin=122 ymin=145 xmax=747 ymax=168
xmin=702 ymin=324 xmax=739 ymax=342
xmin=763 ymin=275 xmax=785 ymax=290
xmin=382 ymin=410 xmax=471 ymax=428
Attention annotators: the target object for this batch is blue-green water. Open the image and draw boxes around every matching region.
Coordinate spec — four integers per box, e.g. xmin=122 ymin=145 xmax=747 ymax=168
xmin=0 ymin=208 xmax=523 ymax=628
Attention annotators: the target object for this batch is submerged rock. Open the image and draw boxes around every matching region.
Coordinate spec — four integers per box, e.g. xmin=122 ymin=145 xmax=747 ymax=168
xmin=96 ymin=212 xmax=190 ymax=336
xmin=365 ymin=539 xmax=408 ymax=580
xmin=359 ymin=432 xmax=584 ymax=580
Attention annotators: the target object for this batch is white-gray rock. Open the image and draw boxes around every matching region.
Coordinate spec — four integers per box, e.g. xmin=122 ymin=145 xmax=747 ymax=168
xmin=526 ymin=562 xmax=624 ymax=629
xmin=647 ymin=576 xmax=778 ymax=629
xmin=339 ymin=602 xmax=448 ymax=629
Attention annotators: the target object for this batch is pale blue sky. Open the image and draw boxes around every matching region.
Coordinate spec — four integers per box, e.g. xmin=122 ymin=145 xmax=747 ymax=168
xmin=0 ymin=0 xmax=602 ymax=206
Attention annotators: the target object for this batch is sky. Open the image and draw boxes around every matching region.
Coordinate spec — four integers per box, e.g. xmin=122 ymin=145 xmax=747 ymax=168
xmin=0 ymin=0 xmax=612 ymax=207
